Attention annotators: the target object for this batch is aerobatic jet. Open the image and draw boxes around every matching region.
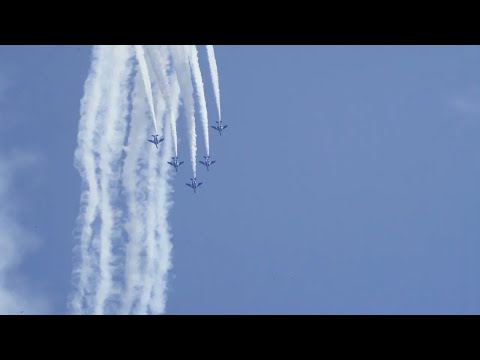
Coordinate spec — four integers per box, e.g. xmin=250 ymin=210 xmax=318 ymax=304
xmin=211 ymin=120 xmax=228 ymax=136
xmin=148 ymin=135 xmax=164 ymax=149
xmin=199 ymin=155 xmax=216 ymax=171
xmin=186 ymin=178 xmax=202 ymax=194
xmin=167 ymin=156 xmax=184 ymax=172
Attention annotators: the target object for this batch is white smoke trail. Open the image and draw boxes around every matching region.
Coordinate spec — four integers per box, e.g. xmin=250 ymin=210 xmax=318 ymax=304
xmin=139 ymin=47 xmax=176 ymax=314
xmin=169 ymin=45 xmax=197 ymax=177
xmin=71 ymin=45 xmax=110 ymax=314
xmin=149 ymin=151 xmax=174 ymax=314
xmin=206 ymin=45 xmax=221 ymax=122
xmin=121 ymin=71 xmax=149 ymax=314
xmin=149 ymin=48 xmax=176 ymax=313
xmin=134 ymin=45 xmax=158 ymax=135
xmin=168 ymin=76 xmax=181 ymax=157
xmin=94 ymin=45 xmax=134 ymax=315
xmin=135 ymin=137 xmax=158 ymax=314
xmin=189 ymin=45 xmax=210 ymax=156
xmin=145 ymin=46 xmax=181 ymax=157
xmin=137 ymin=83 xmax=167 ymax=315
xmin=71 ymin=45 xmax=134 ymax=315
xmin=122 ymin=47 xmax=174 ymax=315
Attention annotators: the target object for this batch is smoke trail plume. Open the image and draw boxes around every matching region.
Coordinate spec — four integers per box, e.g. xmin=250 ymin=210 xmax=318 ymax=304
xmin=168 ymin=76 xmax=181 ymax=157
xmin=169 ymin=45 xmax=197 ymax=177
xmin=206 ymin=45 xmax=221 ymax=122
xmin=144 ymin=46 xmax=181 ymax=157
xmin=71 ymin=45 xmax=108 ymax=314
xmin=121 ymin=70 xmax=148 ymax=314
xmin=149 ymin=68 xmax=175 ymax=314
xmin=134 ymin=45 xmax=158 ymax=135
xmin=189 ymin=45 xmax=210 ymax=156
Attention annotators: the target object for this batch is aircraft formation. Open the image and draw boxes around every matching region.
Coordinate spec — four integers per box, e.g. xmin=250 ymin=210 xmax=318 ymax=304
xmin=148 ymin=119 xmax=228 ymax=194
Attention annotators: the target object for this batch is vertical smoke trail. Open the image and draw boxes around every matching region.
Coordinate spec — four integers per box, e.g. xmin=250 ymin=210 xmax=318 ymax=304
xmin=71 ymin=45 xmax=111 ymax=314
xmin=206 ymin=45 xmax=221 ymax=121
xmin=149 ymin=146 xmax=174 ymax=314
xmin=121 ymin=71 xmax=149 ymax=315
xmin=134 ymin=45 xmax=158 ymax=135
xmin=144 ymin=46 xmax=180 ymax=157
xmin=136 ymin=138 xmax=158 ymax=314
xmin=137 ymin=86 xmax=167 ymax=315
xmin=122 ymin=47 xmax=175 ymax=314
xmin=168 ymin=76 xmax=181 ymax=157
xmin=94 ymin=45 xmax=134 ymax=315
xmin=149 ymin=50 xmax=176 ymax=313
xmin=189 ymin=45 xmax=210 ymax=156
xmin=169 ymin=45 xmax=197 ymax=177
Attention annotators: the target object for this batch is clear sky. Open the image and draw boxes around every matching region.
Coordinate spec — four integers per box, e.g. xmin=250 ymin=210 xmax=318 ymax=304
xmin=1 ymin=45 xmax=479 ymax=314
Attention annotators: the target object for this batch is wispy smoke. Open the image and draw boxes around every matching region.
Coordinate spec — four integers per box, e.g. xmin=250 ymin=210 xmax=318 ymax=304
xmin=0 ymin=151 xmax=50 ymax=314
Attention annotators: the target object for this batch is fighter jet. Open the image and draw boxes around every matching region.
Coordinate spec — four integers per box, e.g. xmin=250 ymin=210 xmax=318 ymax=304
xmin=211 ymin=120 xmax=228 ymax=136
xmin=167 ymin=156 xmax=184 ymax=172
xmin=199 ymin=155 xmax=216 ymax=171
xmin=148 ymin=135 xmax=164 ymax=149
xmin=186 ymin=178 xmax=202 ymax=194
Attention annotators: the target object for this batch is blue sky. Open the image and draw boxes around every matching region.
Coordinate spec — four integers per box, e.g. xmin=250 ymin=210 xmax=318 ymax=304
xmin=1 ymin=45 xmax=479 ymax=314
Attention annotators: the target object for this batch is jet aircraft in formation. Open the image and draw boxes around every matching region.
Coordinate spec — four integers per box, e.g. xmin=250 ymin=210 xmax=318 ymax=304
xmin=147 ymin=134 xmax=164 ymax=149
xmin=186 ymin=178 xmax=202 ymax=194
xmin=148 ymin=118 xmax=229 ymax=194
xmin=199 ymin=155 xmax=216 ymax=171
xmin=211 ymin=120 xmax=228 ymax=136
xmin=167 ymin=156 xmax=184 ymax=172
